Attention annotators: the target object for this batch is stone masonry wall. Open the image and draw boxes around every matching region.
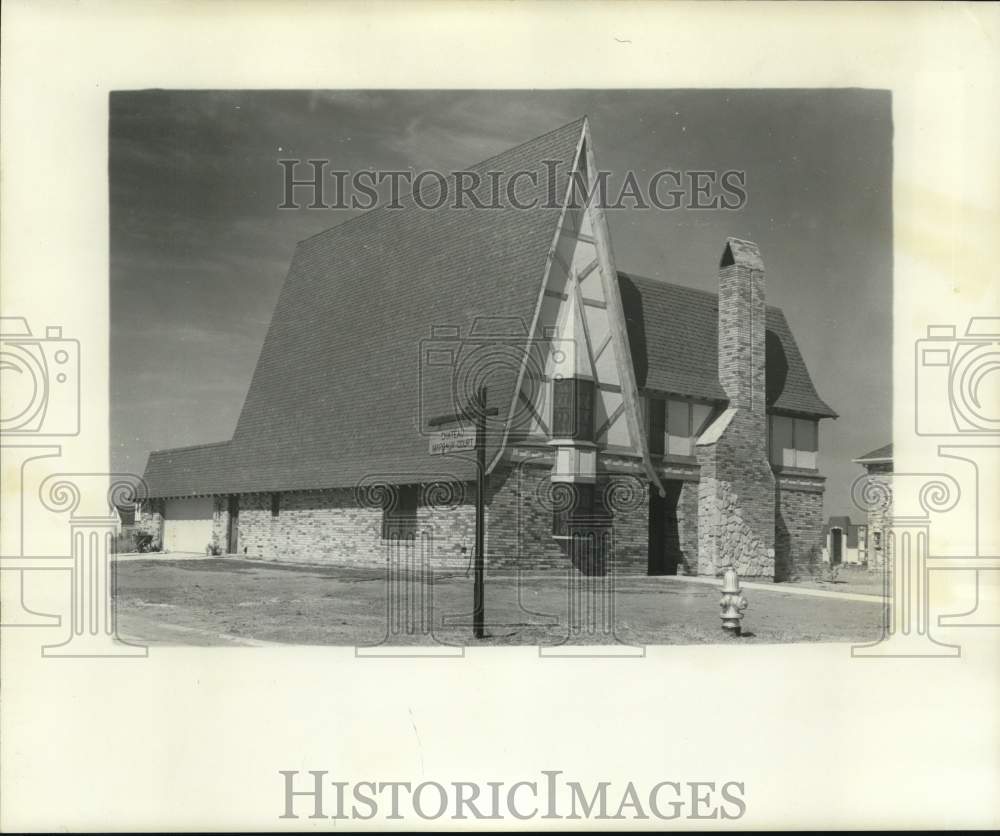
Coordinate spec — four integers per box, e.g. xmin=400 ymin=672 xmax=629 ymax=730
xmin=696 ymin=241 xmax=776 ymax=578
xmin=862 ymin=466 xmax=892 ymax=571
xmin=677 ymin=478 xmax=700 ymax=574
xmin=697 ymin=412 xmax=776 ymax=578
xmin=136 ymin=499 xmax=164 ymax=543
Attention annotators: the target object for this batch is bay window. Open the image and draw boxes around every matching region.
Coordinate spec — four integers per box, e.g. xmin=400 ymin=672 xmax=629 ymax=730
xmin=552 ymin=377 xmax=595 ymax=442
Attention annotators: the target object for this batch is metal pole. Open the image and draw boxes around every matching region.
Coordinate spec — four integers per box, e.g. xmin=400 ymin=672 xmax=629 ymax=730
xmin=474 ymin=385 xmax=486 ymax=639
xmin=427 ymin=392 xmax=495 ymax=641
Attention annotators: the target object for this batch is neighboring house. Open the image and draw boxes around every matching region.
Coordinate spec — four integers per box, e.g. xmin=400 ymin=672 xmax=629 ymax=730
xmin=821 ymin=516 xmax=868 ymax=566
xmin=138 ymin=117 xmax=837 ymax=578
xmin=853 ymin=442 xmax=893 ymax=571
xmin=113 ymin=503 xmax=136 ymax=534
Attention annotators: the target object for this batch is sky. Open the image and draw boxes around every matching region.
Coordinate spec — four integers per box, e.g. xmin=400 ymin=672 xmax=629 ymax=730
xmin=110 ymin=89 xmax=892 ymax=519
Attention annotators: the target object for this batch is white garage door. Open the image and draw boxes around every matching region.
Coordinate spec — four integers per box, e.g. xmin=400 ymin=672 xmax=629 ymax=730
xmin=163 ymin=497 xmax=214 ymax=553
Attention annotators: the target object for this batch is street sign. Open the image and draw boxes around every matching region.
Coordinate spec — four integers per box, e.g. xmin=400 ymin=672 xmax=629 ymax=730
xmin=427 ymin=387 xmax=498 ymax=640
xmin=428 ymin=428 xmax=476 ymax=455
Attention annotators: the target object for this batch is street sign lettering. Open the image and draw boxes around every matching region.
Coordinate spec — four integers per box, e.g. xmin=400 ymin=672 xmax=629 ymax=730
xmin=429 ymin=429 xmax=476 ymax=455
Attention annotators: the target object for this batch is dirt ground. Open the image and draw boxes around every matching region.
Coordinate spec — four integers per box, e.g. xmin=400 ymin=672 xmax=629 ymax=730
xmin=783 ymin=564 xmax=888 ymax=596
xmin=114 ymin=557 xmax=886 ymax=647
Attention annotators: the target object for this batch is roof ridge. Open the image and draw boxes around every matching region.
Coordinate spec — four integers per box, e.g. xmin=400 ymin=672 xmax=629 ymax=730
xmin=619 ymin=270 xmax=789 ymax=314
xmin=296 ymin=116 xmax=587 ymax=246
xmin=149 ymin=440 xmax=230 ymax=455
xmin=462 ymin=115 xmax=586 ymax=174
xmin=620 ymin=271 xmax=718 ymax=298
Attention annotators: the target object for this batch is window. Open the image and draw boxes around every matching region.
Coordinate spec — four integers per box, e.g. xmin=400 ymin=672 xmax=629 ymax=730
xmin=768 ymin=415 xmax=819 ymax=469
xmin=552 ymin=377 xmax=595 ymax=441
xmin=382 ymin=484 xmax=418 ymax=539
xmin=552 ymin=483 xmax=595 ymax=537
xmin=646 ymin=397 xmax=714 ymax=457
xmin=647 ymin=399 xmax=665 ymax=456
xmin=667 ymin=399 xmax=691 ymax=456
xmin=795 ymin=418 xmax=818 ymax=469
xmin=271 ymin=493 xmax=281 ymax=518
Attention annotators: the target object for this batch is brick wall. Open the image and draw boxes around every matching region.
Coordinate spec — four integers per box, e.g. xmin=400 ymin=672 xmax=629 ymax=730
xmin=488 ymin=449 xmax=696 ymax=575
xmin=486 ymin=455 xmax=586 ymax=570
xmin=224 ymin=487 xmax=475 ymax=569
xmin=774 ymin=471 xmax=827 ymax=579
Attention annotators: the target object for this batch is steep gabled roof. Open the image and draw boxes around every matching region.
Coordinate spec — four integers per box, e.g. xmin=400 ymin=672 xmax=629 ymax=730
xmin=619 ymin=272 xmax=837 ymax=417
xmin=144 ymin=119 xmax=585 ymax=497
xmin=141 ymin=119 xmax=837 ymax=499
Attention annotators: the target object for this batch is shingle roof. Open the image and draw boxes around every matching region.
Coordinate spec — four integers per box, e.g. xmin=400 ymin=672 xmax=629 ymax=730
xmin=141 ymin=118 xmax=836 ymax=499
xmin=854 ymin=442 xmax=893 ymax=462
xmin=143 ymin=441 xmax=232 ymax=497
xmin=620 ymin=272 xmax=837 ymax=417
xmin=144 ymin=118 xmax=585 ymax=497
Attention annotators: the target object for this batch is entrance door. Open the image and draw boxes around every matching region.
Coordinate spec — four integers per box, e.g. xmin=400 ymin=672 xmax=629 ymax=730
xmin=227 ymin=495 xmax=240 ymax=554
xmin=648 ymin=481 xmax=682 ymax=575
xmin=831 ymin=528 xmax=843 ymax=565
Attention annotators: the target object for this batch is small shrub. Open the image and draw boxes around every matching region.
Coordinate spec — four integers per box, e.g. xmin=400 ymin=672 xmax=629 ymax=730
xmin=113 ymin=529 xmax=157 ymax=554
xmin=818 ymin=563 xmax=841 ymax=583
xmin=135 ymin=532 xmax=160 ymax=553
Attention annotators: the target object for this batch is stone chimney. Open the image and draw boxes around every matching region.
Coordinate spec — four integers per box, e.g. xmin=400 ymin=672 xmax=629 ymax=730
xmin=694 ymin=238 xmax=775 ymax=578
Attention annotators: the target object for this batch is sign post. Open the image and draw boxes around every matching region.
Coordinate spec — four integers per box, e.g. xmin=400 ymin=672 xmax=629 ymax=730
xmin=428 ymin=386 xmax=498 ymax=640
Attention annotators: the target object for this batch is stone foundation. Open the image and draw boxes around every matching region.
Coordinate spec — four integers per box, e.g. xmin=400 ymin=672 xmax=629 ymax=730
xmin=696 ymin=411 xmax=776 ymax=578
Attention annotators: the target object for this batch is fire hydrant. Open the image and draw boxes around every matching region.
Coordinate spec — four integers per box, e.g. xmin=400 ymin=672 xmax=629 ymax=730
xmin=720 ymin=568 xmax=748 ymax=636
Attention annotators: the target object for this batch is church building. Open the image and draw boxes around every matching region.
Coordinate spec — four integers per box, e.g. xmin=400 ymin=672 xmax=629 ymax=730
xmin=139 ymin=117 xmax=836 ymax=579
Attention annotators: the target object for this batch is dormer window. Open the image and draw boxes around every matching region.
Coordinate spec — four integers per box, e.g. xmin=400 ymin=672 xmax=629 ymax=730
xmin=768 ymin=415 xmax=818 ymax=470
xmin=646 ymin=396 xmax=714 ymax=457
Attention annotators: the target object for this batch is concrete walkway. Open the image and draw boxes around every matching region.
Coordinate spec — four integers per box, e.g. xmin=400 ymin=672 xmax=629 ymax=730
xmin=113 ymin=551 xmax=207 ymax=562
xmin=666 ymin=573 xmax=886 ymax=604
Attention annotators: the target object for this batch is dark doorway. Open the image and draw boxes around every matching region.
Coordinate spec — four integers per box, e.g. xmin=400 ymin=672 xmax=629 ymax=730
xmin=648 ymin=480 xmax=682 ymax=575
xmin=227 ymin=495 xmax=240 ymax=554
xmin=830 ymin=528 xmax=843 ymax=566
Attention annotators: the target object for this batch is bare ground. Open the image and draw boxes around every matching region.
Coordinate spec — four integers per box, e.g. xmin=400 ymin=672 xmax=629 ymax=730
xmin=113 ymin=557 xmax=886 ymax=647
